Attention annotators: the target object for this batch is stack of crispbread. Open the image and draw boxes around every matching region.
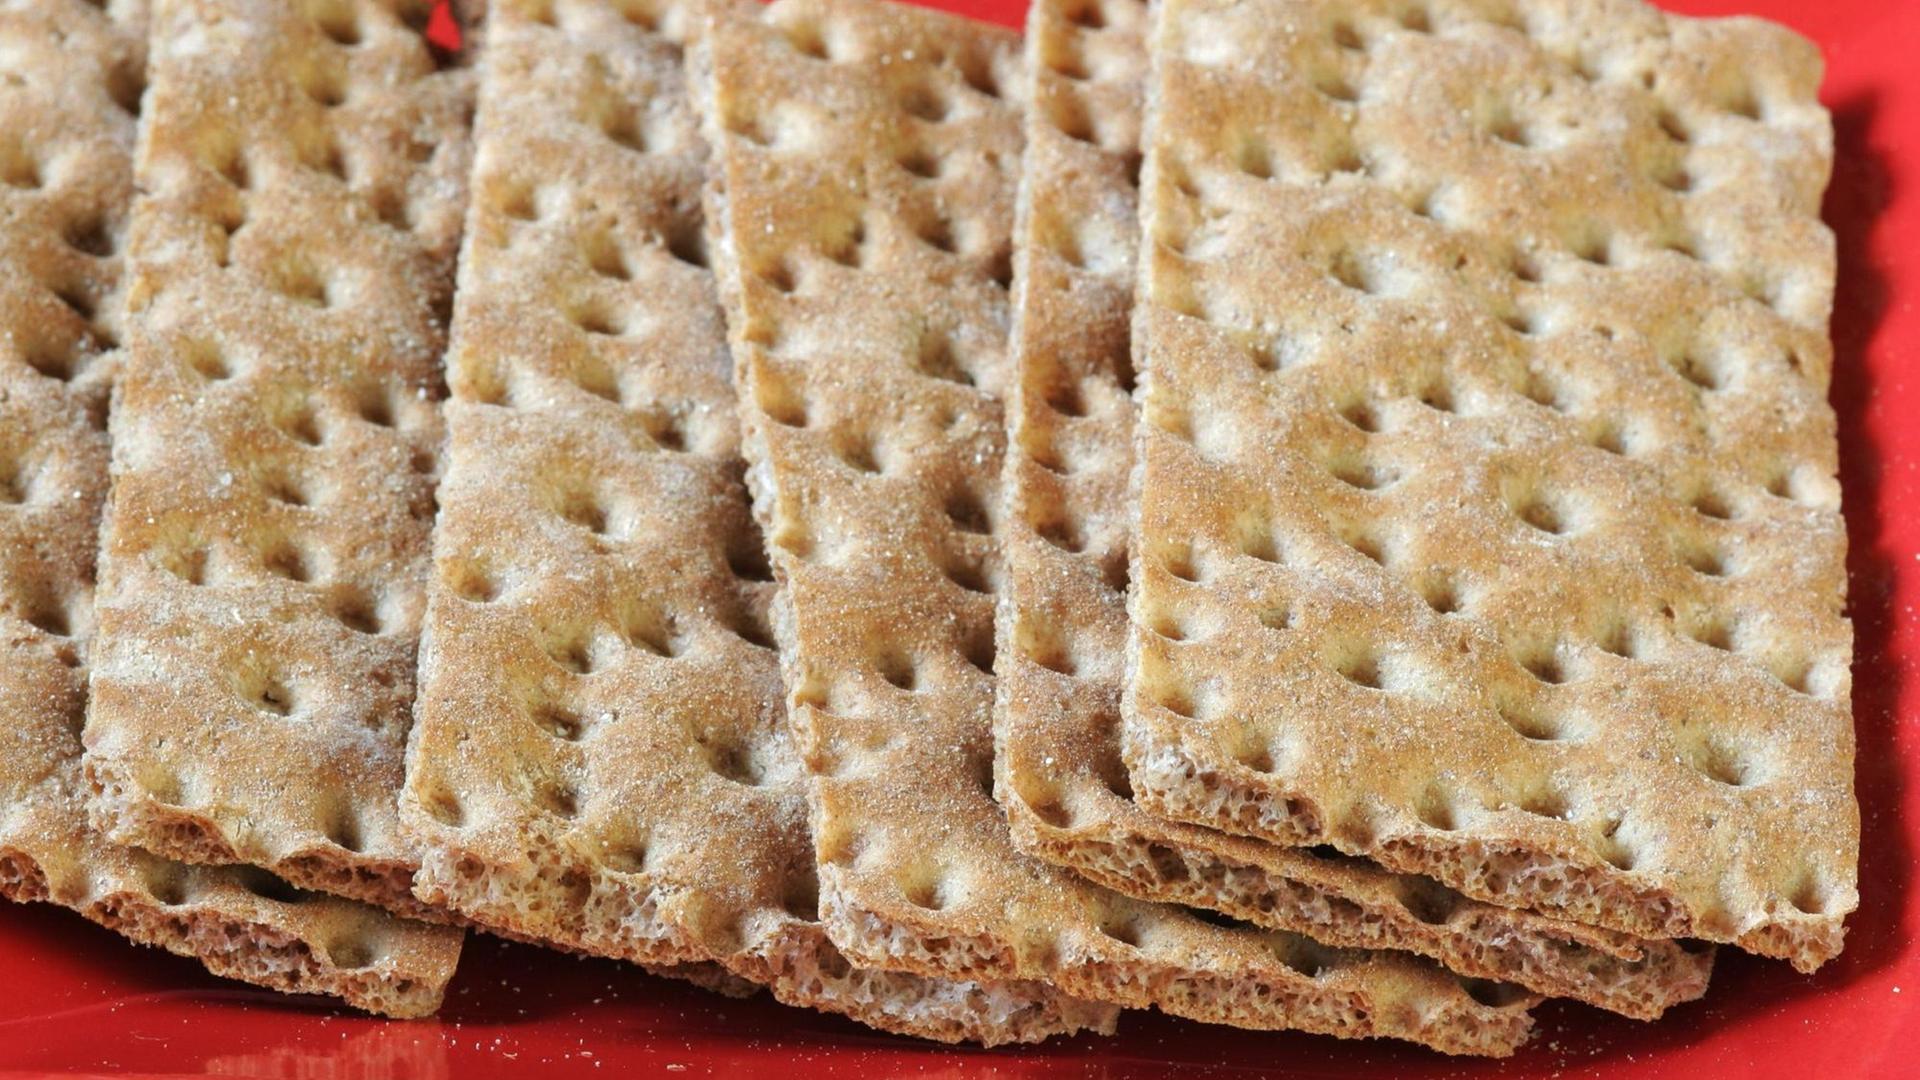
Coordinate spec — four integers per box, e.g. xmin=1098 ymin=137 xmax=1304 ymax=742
xmin=1117 ymin=0 xmax=1853 ymax=974
xmin=1 ymin=0 xmax=459 ymax=1018
xmin=0 ymin=0 xmax=1851 ymax=1056
xmin=401 ymin=0 xmax=1108 ymax=1043
xmin=992 ymin=0 xmax=1716 ymax=1021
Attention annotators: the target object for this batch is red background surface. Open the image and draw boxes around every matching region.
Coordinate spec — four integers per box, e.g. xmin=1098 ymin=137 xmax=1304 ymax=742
xmin=5 ymin=0 xmax=1913 ymax=1076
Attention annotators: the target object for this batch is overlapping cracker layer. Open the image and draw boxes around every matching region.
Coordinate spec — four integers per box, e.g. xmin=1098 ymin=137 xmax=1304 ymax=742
xmin=692 ymin=0 xmax=1539 ymax=1055
xmin=0 ymin=0 xmax=458 ymax=1017
xmin=399 ymin=0 xmax=1102 ymax=1044
xmin=992 ymin=0 xmax=1713 ymax=1018
xmin=1125 ymin=0 xmax=1849 ymax=971
xmin=83 ymin=0 xmax=473 ymax=920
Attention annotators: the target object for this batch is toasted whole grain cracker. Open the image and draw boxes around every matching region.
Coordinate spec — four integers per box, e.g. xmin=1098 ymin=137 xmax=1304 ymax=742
xmin=1125 ymin=0 xmax=1850 ymax=971
xmin=692 ymin=0 xmax=1539 ymax=1055
xmin=992 ymin=0 xmax=1713 ymax=1019
xmin=81 ymin=0 xmax=474 ymax=921
xmin=0 ymin=0 xmax=459 ymax=1018
xmin=397 ymin=0 xmax=1107 ymax=1045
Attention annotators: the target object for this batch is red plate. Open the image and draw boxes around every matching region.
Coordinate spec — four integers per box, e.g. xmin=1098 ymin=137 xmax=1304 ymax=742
xmin=5 ymin=1 xmax=1912 ymax=1075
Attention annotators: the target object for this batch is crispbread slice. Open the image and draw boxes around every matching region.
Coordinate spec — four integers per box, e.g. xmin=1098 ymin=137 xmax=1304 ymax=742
xmin=1125 ymin=0 xmax=1851 ymax=971
xmin=397 ymin=0 xmax=1107 ymax=1046
xmin=80 ymin=0 xmax=474 ymax=922
xmin=691 ymin=0 xmax=1538 ymax=1056
xmin=992 ymin=0 xmax=1712 ymax=1019
xmin=0 ymin=0 xmax=459 ymax=1018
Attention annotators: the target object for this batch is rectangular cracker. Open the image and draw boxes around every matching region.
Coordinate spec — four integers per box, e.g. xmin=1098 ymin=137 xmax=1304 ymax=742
xmin=80 ymin=0 xmax=475 ymax=921
xmin=992 ymin=0 xmax=1712 ymax=1019
xmin=396 ymin=0 xmax=1106 ymax=1046
xmin=691 ymin=0 xmax=1539 ymax=1056
xmin=1124 ymin=0 xmax=1851 ymax=972
xmin=0 ymin=0 xmax=458 ymax=1018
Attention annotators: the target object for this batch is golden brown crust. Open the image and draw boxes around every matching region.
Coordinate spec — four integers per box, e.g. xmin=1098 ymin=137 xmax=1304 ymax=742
xmin=0 ymin=0 xmax=143 ymax=421
xmin=0 ymin=0 xmax=460 ymax=1019
xmin=80 ymin=0 xmax=473 ymax=920
xmin=1124 ymin=0 xmax=1850 ymax=971
xmin=992 ymin=0 xmax=1712 ymax=1019
xmin=692 ymin=0 xmax=1536 ymax=1055
xmin=399 ymin=0 xmax=1105 ymax=1045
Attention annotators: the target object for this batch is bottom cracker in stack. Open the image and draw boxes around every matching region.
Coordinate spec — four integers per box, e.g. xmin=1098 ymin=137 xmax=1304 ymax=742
xmin=0 ymin=0 xmax=459 ymax=1018
xmin=693 ymin=0 xmax=1537 ymax=1055
xmin=991 ymin=0 xmax=1713 ymax=1020
xmin=398 ymin=0 xmax=1107 ymax=1044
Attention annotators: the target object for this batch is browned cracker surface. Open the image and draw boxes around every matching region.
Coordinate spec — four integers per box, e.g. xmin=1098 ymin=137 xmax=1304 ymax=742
xmin=399 ymin=0 xmax=1102 ymax=1044
xmin=692 ymin=0 xmax=1539 ymax=1055
xmin=81 ymin=0 xmax=474 ymax=921
xmin=0 ymin=0 xmax=458 ymax=1018
xmin=1124 ymin=0 xmax=1850 ymax=971
xmin=992 ymin=0 xmax=1712 ymax=1019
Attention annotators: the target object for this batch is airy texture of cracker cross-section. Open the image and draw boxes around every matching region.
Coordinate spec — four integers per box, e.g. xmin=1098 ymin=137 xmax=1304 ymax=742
xmin=992 ymin=0 xmax=1712 ymax=1020
xmin=81 ymin=0 xmax=474 ymax=922
xmin=398 ymin=0 xmax=1102 ymax=1045
xmin=692 ymin=0 xmax=1538 ymax=1055
xmin=1125 ymin=0 xmax=1850 ymax=972
xmin=2 ymin=756 xmax=463 ymax=1019
xmin=0 ymin=0 xmax=459 ymax=1019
